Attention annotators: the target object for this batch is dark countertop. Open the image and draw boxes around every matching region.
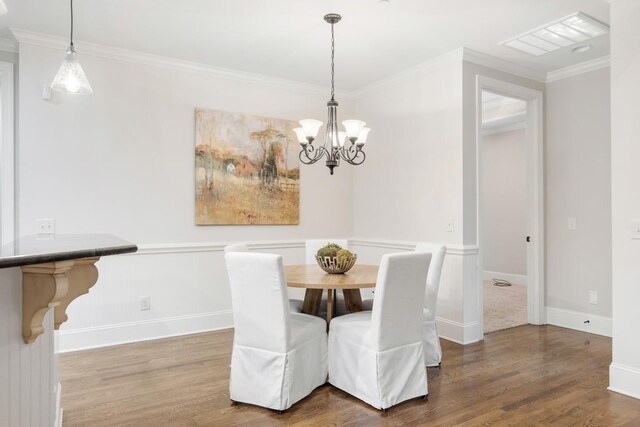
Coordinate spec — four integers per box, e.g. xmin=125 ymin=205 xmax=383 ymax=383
xmin=0 ymin=234 xmax=137 ymax=269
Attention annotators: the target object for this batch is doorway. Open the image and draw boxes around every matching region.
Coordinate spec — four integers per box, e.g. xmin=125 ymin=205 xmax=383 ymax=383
xmin=476 ymin=76 xmax=545 ymax=336
xmin=481 ymin=91 xmax=528 ymax=333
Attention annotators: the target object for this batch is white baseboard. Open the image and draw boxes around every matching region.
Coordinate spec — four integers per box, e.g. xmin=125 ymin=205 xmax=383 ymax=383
xmin=436 ymin=318 xmax=482 ymax=345
xmin=609 ymin=363 xmax=640 ymax=400
xmin=545 ymin=307 xmax=611 ymax=337
xmin=58 ymin=310 xmax=233 ymax=353
xmin=483 ymin=271 xmax=527 ymax=286
xmin=55 ymin=382 xmax=62 ymax=427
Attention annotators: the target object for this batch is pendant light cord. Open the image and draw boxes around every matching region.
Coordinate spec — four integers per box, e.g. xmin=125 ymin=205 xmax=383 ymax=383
xmin=330 ymin=22 xmax=335 ymax=101
xmin=70 ymin=0 xmax=74 ymax=47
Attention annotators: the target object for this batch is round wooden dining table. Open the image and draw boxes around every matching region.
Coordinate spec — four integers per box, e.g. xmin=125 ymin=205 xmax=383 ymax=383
xmin=284 ymin=264 xmax=379 ymax=325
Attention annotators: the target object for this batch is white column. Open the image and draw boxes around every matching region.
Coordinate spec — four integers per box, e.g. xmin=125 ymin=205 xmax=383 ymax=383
xmin=609 ymin=0 xmax=640 ymax=400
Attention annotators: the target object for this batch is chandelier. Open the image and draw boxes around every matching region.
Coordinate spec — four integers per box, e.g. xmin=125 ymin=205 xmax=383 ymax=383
xmin=294 ymin=14 xmax=370 ymax=175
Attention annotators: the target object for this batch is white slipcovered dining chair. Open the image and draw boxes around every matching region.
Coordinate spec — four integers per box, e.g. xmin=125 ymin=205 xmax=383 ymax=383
xmin=352 ymin=243 xmax=446 ymax=367
xmin=224 ymin=243 xmax=306 ymax=314
xmin=414 ymin=243 xmax=447 ymax=367
xmin=328 ymin=252 xmax=431 ymax=410
xmin=224 ymin=251 xmax=328 ymax=412
xmin=288 ymin=239 xmax=349 ymax=314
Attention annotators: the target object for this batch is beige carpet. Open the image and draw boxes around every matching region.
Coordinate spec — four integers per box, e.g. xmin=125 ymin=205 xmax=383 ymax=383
xmin=484 ymin=280 xmax=527 ymax=334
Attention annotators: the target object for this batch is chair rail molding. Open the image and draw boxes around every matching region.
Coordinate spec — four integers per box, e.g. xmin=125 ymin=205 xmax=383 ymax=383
xmin=126 ymin=240 xmax=306 ymax=256
xmin=348 ymin=238 xmax=478 ymax=255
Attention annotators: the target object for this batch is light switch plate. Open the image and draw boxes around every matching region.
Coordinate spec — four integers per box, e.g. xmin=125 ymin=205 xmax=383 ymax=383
xmin=631 ymin=220 xmax=640 ymax=239
xmin=589 ymin=290 xmax=598 ymax=305
xmin=568 ymin=217 xmax=577 ymax=230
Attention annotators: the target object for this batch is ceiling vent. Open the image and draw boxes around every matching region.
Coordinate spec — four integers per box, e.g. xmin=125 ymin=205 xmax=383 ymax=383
xmin=499 ymin=12 xmax=609 ymax=56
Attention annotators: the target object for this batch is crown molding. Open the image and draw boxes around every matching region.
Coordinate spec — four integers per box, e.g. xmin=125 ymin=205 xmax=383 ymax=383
xmin=11 ymin=28 xmax=352 ymax=100
xmin=11 ymin=26 xmax=609 ymax=98
xmin=0 ymin=38 xmax=17 ymax=53
xmin=461 ymin=47 xmax=547 ymax=83
xmin=545 ymin=55 xmax=610 ymax=83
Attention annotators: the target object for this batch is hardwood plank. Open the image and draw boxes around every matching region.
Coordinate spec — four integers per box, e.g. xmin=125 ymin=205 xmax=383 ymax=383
xmin=59 ymin=325 xmax=640 ymax=426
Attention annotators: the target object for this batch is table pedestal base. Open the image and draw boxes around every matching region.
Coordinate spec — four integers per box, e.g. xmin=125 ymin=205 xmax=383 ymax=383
xmin=302 ymin=288 xmax=363 ymax=327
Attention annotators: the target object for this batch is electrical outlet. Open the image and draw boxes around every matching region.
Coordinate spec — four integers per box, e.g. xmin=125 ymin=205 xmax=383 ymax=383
xmin=141 ymin=296 xmax=151 ymax=311
xmin=445 ymin=219 xmax=454 ymax=232
xmin=568 ymin=217 xmax=577 ymax=230
xmin=36 ymin=218 xmax=55 ymax=235
xmin=589 ymin=290 xmax=598 ymax=305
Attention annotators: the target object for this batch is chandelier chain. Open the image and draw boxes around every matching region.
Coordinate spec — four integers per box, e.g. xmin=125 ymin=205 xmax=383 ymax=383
xmin=330 ymin=22 xmax=335 ymax=101
xmin=70 ymin=0 xmax=74 ymax=46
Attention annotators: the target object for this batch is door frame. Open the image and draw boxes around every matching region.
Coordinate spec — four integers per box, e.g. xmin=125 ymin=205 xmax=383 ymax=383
xmin=475 ymin=75 xmax=545 ymax=331
xmin=0 ymin=61 xmax=14 ymax=245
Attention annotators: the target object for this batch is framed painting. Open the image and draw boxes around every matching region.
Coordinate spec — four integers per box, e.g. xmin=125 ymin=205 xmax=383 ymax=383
xmin=195 ymin=108 xmax=300 ymax=225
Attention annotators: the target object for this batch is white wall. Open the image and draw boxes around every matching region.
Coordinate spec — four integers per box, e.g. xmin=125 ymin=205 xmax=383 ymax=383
xmin=609 ymin=0 xmax=640 ymax=400
xmin=546 ymin=68 xmax=611 ymax=319
xmin=16 ymin=41 xmax=354 ymax=351
xmin=481 ymin=128 xmax=527 ymax=279
xmin=351 ymin=51 xmax=464 ymax=245
xmin=349 ymin=52 xmax=485 ymax=344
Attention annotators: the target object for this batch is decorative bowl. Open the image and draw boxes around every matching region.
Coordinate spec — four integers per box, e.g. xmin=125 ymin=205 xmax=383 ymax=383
xmin=315 ymin=254 xmax=357 ymax=274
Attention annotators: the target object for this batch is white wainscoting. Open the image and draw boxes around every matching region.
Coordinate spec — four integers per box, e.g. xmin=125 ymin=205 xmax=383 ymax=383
xmin=545 ymin=307 xmax=612 ymax=337
xmin=350 ymin=238 xmax=481 ymax=345
xmin=0 ymin=267 xmax=58 ymax=427
xmin=59 ymin=238 xmax=484 ymax=353
xmin=58 ymin=240 xmax=307 ymax=353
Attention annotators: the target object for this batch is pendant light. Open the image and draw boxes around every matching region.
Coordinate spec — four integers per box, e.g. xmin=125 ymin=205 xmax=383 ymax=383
xmin=50 ymin=0 xmax=93 ymax=95
xmin=295 ymin=14 xmax=370 ymax=175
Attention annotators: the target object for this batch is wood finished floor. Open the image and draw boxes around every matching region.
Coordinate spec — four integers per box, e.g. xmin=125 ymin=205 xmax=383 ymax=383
xmin=60 ymin=325 xmax=640 ymax=426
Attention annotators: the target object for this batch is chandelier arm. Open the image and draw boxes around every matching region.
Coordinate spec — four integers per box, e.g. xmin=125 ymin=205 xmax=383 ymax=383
xmin=341 ymin=148 xmax=366 ymax=165
xmin=338 ymin=144 xmax=359 ymax=162
xmin=299 ymin=144 xmax=327 ymax=164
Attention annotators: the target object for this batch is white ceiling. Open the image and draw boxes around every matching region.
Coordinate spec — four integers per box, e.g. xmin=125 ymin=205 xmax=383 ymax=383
xmin=1 ymin=0 xmax=610 ymax=91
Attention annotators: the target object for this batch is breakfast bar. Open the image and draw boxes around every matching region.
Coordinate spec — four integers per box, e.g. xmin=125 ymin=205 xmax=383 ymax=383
xmin=0 ymin=234 xmax=136 ymax=427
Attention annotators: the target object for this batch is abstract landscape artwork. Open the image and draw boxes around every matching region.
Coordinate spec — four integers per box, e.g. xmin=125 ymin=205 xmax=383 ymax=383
xmin=195 ymin=108 xmax=300 ymax=225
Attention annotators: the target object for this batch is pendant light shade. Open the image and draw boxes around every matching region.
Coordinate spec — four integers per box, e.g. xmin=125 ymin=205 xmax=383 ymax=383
xmin=51 ymin=47 xmax=93 ymax=94
xmin=51 ymin=0 xmax=92 ymax=95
